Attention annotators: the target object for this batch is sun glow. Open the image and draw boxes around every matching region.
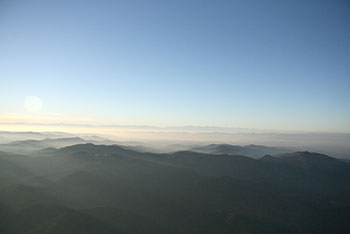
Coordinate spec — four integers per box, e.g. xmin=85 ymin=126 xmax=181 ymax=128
xmin=24 ymin=96 xmax=43 ymax=112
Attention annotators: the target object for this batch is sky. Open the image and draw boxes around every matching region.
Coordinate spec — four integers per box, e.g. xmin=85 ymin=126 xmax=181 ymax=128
xmin=0 ymin=0 xmax=349 ymax=134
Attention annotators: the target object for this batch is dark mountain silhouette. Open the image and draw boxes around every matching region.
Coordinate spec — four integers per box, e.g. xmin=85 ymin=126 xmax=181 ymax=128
xmin=0 ymin=131 xmax=74 ymax=143
xmin=1 ymin=144 xmax=349 ymax=233
xmin=190 ymin=144 xmax=292 ymax=158
xmin=0 ymin=137 xmax=117 ymax=155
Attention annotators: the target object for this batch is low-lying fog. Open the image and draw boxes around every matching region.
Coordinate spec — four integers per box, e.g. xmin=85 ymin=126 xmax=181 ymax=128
xmin=0 ymin=130 xmax=349 ymax=159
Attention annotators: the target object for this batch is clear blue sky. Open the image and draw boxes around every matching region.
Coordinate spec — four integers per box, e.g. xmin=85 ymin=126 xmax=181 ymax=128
xmin=0 ymin=0 xmax=349 ymax=132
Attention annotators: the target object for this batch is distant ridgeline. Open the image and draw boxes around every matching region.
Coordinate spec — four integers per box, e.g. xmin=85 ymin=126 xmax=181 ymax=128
xmin=1 ymin=143 xmax=350 ymax=234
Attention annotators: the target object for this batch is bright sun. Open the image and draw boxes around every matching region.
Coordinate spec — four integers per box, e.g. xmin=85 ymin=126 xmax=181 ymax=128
xmin=24 ymin=96 xmax=43 ymax=112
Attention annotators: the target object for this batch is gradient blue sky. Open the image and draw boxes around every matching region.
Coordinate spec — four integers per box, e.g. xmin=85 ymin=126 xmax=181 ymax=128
xmin=1 ymin=0 xmax=349 ymax=132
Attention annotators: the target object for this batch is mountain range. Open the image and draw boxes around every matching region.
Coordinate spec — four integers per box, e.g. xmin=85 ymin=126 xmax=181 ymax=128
xmin=0 ymin=137 xmax=116 ymax=154
xmin=189 ymin=144 xmax=293 ymax=158
xmin=0 ymin=143 xmax=349 ymax=233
